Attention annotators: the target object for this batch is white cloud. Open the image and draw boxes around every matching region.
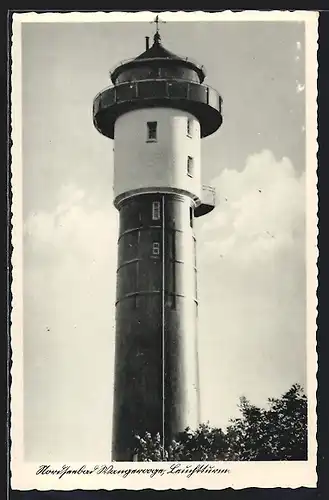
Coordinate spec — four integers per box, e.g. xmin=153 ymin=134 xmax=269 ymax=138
xmin=24 ymin=185 xmax=118 ymax=461
xmin=200 ymin=151 xmax=304 ymax=262
xmin=196 ymin=150 xmax=306 ymax=427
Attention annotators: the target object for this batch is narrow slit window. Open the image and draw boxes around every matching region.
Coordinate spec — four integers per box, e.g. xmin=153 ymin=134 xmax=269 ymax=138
xmin=189 ymin=206 xmax=194 ymax=228
xmin=147 ymin=121 xmax=157 ymax=141
xmin=187 ymin=118 xmax=193 ymax=137
xmin=152 ymin=201 xmax=161 ymax=220
xmin=171 ymin=231 xmax=176 ymax=261
xmin=152 ymin=242 xmax=160 ymax=256
xmin=187 ymin=156 xmax=194 ymax=177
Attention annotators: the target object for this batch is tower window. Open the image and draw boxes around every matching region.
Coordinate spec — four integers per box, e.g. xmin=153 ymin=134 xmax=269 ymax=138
xmin=189 ymin=206 xmax=194 ymax=228
xmin=152 ymin=201 xmax=161 ymax=220
xmin=187 ymin=156 xmax=194 ymax=177
xmin=147 ymin=121 xmax=157 ymax=141
xmin=187 ymin=118 xmax=193 ymax=137
xmin=152 ymin=242 xmax=160 ymax=256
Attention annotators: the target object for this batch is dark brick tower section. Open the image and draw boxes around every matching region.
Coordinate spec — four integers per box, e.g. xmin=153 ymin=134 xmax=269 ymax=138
xmin=112 ymin=193 xmax=199 ymax=460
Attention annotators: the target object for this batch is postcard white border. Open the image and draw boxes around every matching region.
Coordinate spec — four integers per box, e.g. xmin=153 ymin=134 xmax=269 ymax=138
xmin=10 ymin=10 xmax=319 ymax=490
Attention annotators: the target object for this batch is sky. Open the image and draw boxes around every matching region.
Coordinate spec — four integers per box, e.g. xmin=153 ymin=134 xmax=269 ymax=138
xmin=21 ymin=17 xmax=308 ymax=461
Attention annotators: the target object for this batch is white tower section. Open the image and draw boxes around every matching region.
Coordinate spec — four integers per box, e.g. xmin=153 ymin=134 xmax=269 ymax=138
xmin=114 ymin=108 xmax=201 ymax=207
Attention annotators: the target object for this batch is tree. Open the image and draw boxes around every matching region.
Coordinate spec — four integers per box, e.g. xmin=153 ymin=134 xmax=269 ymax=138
xmin=133 ymin=383 xmax=307 ymax=461
xmin=225 ymin=383 xmax=307 ymax=460
xmin=133 ymin=424 xmax=227 ymax=462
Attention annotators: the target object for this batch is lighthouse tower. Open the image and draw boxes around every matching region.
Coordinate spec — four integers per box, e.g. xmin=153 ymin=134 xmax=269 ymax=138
xmin=93 ymin=25 xmax=223 ymax=461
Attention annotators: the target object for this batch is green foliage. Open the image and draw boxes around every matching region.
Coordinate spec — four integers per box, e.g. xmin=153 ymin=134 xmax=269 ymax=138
xmin=133 ymin=425 xmax=227 ymax=462
xmin=225 ymin=383 xmax=307 ymax=461
xmin=133 ymin=383 xmax=307 ymax=461
xmin=133 ymin=432 xmax=166 ymax=462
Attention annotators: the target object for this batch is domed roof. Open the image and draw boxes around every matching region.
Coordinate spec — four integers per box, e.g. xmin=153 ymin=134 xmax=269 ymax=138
xmin=110 ymin=33 xmax=206 ymax=84
xmin=135 ymin=33 xmax=184 ymax=61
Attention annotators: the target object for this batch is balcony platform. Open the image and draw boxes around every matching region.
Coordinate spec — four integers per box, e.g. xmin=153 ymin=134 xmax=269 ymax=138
xmin=93 ymin=79 xmax=223 ymax=139
xmin=194 ymin=185 xmax=216 ymax=217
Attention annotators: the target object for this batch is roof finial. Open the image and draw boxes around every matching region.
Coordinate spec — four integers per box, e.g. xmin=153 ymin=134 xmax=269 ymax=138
xmin=150 ymin=14 xmax=166 ymax=44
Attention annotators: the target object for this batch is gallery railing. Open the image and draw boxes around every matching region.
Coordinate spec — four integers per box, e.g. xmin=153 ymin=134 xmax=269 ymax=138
xmin=93 ymin=78 xmax=222 ymax=116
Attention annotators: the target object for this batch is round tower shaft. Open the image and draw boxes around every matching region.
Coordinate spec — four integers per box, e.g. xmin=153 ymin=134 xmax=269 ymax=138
xmin=93 ymin=29 xmax=223 ymax=461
